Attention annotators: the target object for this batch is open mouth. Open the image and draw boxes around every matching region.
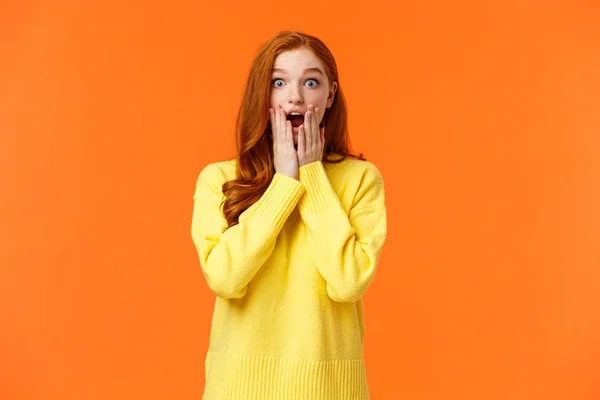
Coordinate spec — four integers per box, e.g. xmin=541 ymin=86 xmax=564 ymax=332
xmin=287 ymin=113 xmax=304 ymax=128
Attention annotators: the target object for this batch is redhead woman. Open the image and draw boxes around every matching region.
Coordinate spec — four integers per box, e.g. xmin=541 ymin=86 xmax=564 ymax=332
xmin=191 ymin=30 xmax=388 ymax=400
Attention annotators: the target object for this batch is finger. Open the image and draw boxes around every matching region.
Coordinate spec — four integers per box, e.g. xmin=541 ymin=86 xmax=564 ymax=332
xmin=274 ymin=106 xmax=279 ymax=138
xmin=269 ymin=108 xmax=276 ymax=143
xmin=280 ymin=106 xmax=287 ymax=141
xmin=310 ymin=106 xmax=316 ymax=147
xmin=298 ymin=124 xmax=304 ymax=154
xmin=286 ymin=120 xmax=294 ymax=147
xmin=320 ymin=126 xmax=325 ymax=147
xmin=277 ymin=107 xmax=284 ymax=141
xmin=313 ymin=107 xmax=320 ymax=147
xmin=305 ymin=107 xmax=313 ymax=149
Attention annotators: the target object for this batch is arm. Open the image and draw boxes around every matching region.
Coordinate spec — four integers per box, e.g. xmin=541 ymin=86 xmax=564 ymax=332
xmin=297 ymin=161 xmax=387 ymax=303
xmin=191 ymin=164 xmax=305 ymax=299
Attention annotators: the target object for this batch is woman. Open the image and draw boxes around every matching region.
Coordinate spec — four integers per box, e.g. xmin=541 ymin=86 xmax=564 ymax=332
xmin=191 ymin=30 xmax=388 ymax=400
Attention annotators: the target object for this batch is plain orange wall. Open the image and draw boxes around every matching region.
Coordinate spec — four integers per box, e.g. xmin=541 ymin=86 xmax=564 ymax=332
xmin=1 ymin=1 xmax=599 ymax=399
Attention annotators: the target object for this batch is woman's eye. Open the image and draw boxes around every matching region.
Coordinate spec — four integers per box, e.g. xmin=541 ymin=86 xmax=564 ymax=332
xmin=271 ymin=78 xmax=319 ymax=88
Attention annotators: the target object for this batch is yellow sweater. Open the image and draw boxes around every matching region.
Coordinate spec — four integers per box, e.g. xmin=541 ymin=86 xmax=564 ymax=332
xmin=191 ymin=155 xmax=387 ymax=400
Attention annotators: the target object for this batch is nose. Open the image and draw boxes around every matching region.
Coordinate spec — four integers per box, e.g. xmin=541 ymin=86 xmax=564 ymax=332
xmin=287 ymin=84 xmax=304 ymax=105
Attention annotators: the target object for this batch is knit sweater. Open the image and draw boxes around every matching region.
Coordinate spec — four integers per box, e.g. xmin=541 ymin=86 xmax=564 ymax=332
xmin=191 ymin=154 xmax=387 ymax=400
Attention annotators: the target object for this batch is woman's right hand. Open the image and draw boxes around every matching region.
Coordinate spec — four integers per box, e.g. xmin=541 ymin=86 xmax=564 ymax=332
xmin=269 ymin=105 xmax=298 ymax=180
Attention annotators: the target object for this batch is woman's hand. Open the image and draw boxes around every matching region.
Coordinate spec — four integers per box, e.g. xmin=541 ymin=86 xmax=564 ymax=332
xmin=297 ymin=104 xmax=325 ymax=167
xmin=269 ymin=105 xmax=298 ymax=180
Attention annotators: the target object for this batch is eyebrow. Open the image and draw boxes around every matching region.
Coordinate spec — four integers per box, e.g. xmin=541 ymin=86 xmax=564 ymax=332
xmin=272 ymin=67 xmax=324 ymax=76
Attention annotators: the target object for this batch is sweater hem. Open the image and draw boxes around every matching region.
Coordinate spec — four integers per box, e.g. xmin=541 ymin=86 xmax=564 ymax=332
xmin=202 ymin=351 xmax=370 ymax=400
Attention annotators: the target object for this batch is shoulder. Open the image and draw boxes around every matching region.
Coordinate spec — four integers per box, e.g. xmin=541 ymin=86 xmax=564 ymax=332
xmin=325 ymin=156 xmax=385 ymax=210
xmin=197 ymin=158 xmax=236 ymax=179
xmin=325 ymin=156 xmax=384 ymax=186
xmin=193 ymin=158 xmax=237 ymax=194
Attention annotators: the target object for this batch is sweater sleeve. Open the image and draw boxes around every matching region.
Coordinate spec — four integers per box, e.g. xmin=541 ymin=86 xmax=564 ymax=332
xmin=297 ymin=161 xmax=387 ymax=303
xmin=191 ymin=164 xmax=305 ymax=299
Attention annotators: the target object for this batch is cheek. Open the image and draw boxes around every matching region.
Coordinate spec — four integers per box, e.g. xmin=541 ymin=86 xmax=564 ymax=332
xmin=269 ymin=92 xmax=281 ymax=109
xmin=317 ymin=101 xmax=328 ymax=120
xmin=317 ymin=97 xmax=329 ymax=114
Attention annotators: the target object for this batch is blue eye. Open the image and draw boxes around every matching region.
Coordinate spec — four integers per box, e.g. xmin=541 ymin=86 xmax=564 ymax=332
xmin=271 ymin=78 xmax=320 ymax=88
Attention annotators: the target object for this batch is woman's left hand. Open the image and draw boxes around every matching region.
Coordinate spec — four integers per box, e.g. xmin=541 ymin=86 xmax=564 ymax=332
xmin=297 ymin=104 xmax=325 ymax=167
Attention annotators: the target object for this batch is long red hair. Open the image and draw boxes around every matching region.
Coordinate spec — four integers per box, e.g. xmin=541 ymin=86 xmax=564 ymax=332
xmin=222 ymin=30 xmax=366 ymax=229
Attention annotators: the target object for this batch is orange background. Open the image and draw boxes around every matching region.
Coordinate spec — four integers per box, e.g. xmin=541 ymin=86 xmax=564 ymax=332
xmin=1 ymin=1 xmax=599 ymax=399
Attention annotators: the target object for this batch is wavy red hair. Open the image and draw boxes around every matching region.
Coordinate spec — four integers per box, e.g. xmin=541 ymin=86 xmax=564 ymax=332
xmin=222 ymin=30 xmax=366 ymax=229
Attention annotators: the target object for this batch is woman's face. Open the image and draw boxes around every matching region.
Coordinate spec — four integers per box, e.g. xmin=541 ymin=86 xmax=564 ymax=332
xmin=270 ymin=47 xmax=337 ymax=144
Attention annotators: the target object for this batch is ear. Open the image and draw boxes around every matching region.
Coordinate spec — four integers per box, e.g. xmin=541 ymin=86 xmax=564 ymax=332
xmin=327 ymin=81 xmax=338 ymax=108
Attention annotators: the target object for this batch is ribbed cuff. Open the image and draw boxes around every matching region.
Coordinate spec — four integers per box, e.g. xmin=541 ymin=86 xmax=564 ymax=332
xmin=298 ymin=161 xmax=340 ymax=214
xmin=251 ymin=172 xmax=305 ymax=229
